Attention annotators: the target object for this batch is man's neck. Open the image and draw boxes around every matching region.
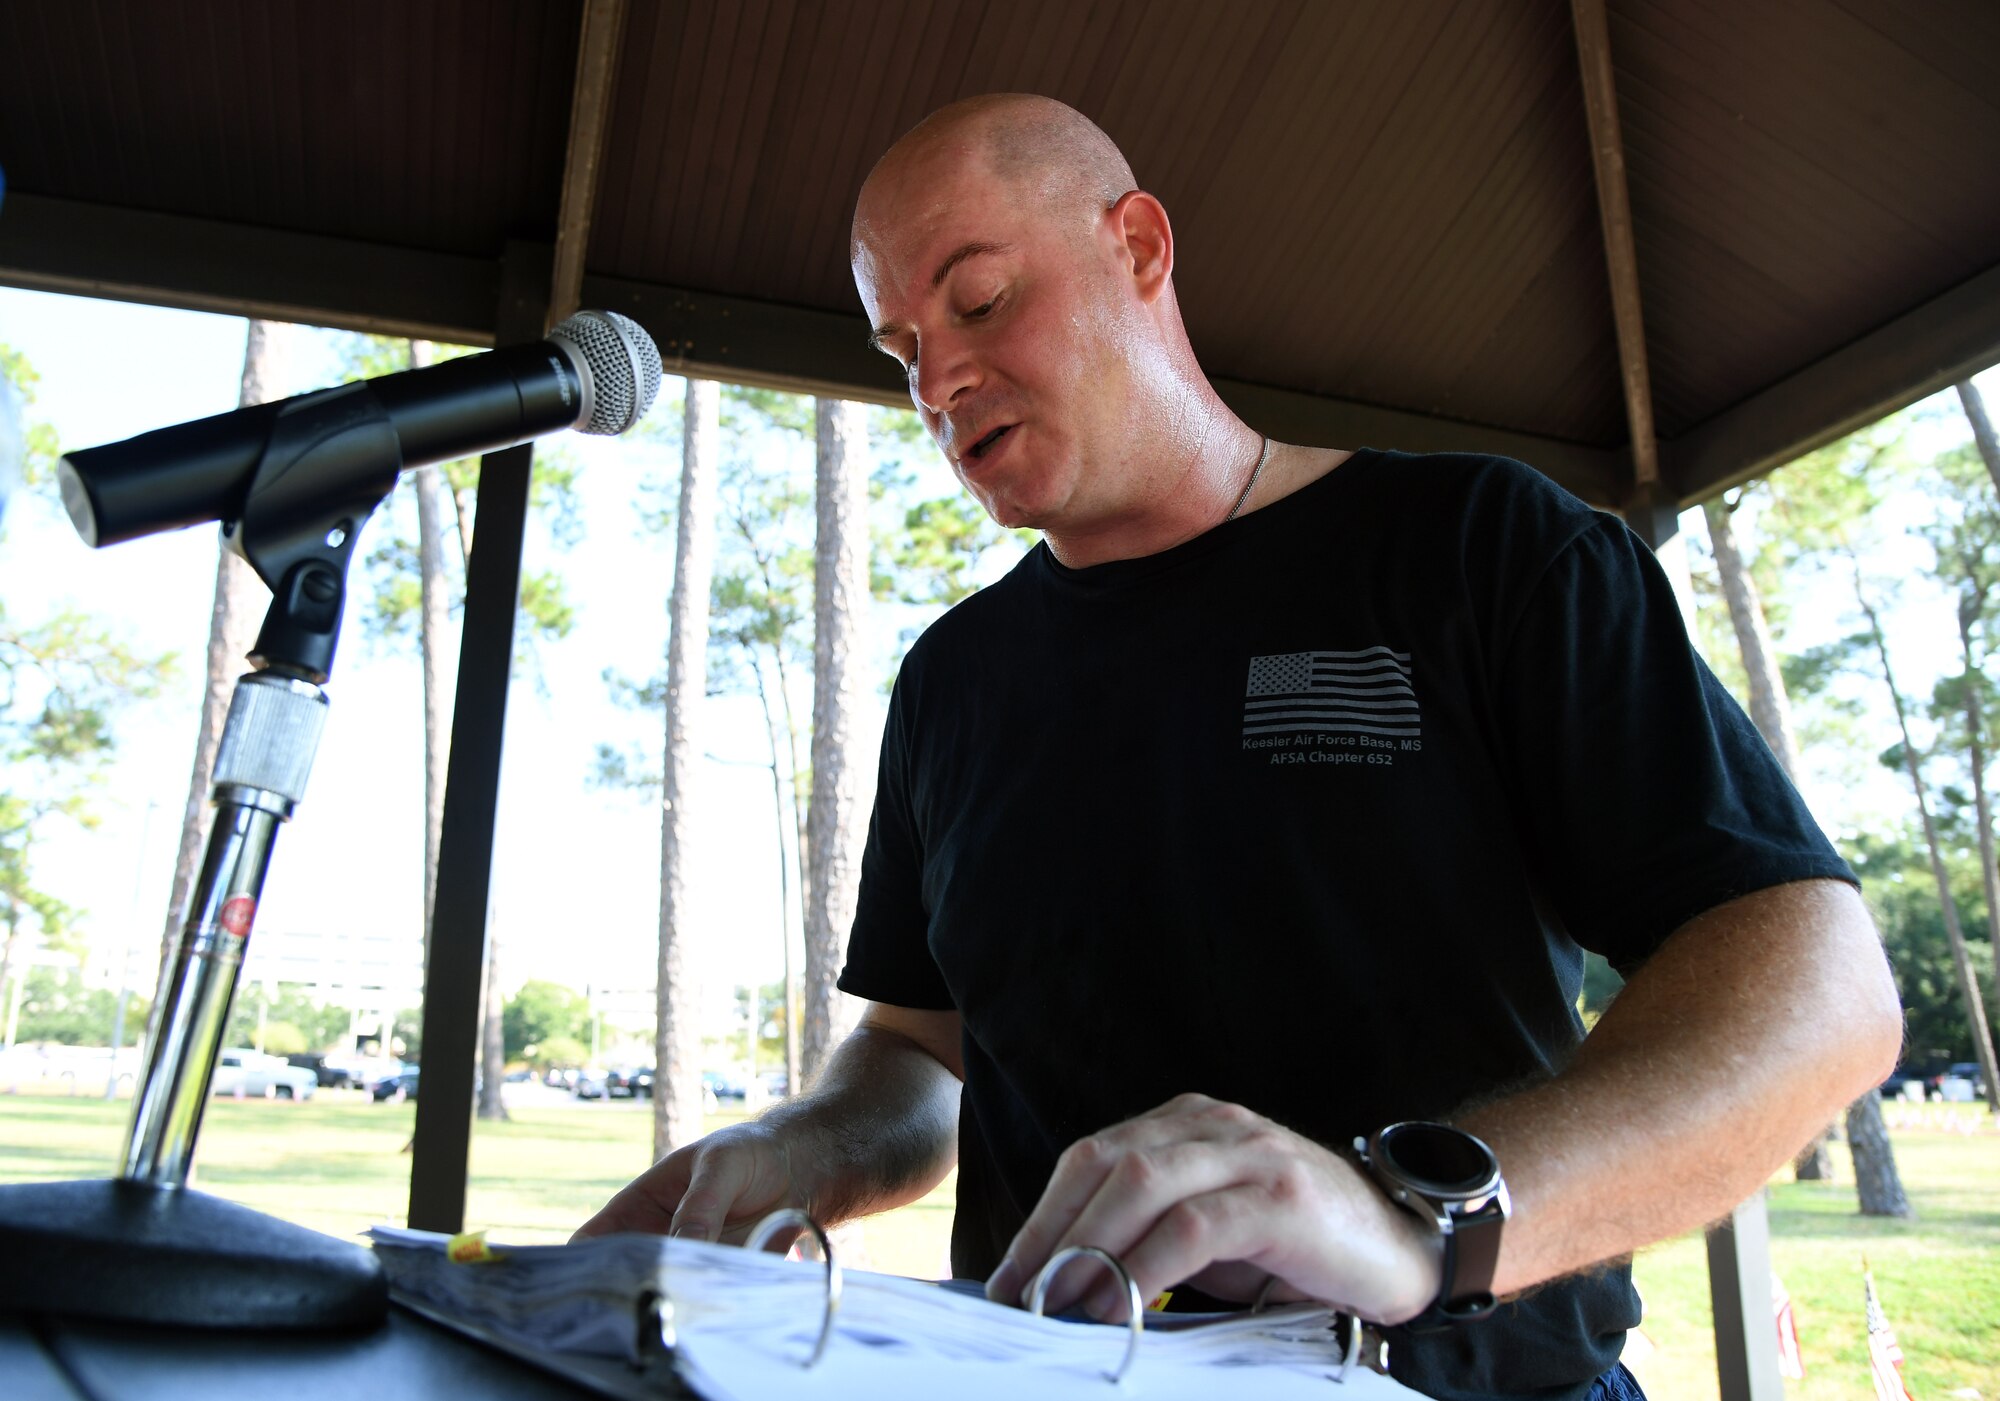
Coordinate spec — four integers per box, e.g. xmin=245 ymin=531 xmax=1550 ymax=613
xmin=1042 ymin=440 xmax=1354 ymax=569
xmin=1041 ymin=412 xmax=1261 ymax=568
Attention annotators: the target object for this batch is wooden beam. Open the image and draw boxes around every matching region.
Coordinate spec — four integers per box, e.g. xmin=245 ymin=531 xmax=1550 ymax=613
xmin=1570 ymin=0 xmax=1660 ymax=498
xmin=0 ymin=194 xmax=1624 ymax=499
xmin=407 ymin=244 xmax=551 ymax=1234
xmin=579 ymin=271 xmax=1626 ymax=504
xmin=1210 ymin=379 xmax=1623 ymax=505
xmin=1666 ymin=260 xmax=2000 ymax=503
xmin=548 ymin=0 xmax=628 ymax=327
xmin=0 ymin=194 xmax=495 ymax=346
xmin=1706 ymin=1195 xmax=1787 ymax=1401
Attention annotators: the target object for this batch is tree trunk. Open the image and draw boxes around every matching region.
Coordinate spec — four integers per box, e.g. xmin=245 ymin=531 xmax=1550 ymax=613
xmin=767 ymin=604 xmax=812 ymax=937
xmin=1703 ymin=497 xmax=1836 ymax=1177
xmin=1959 ymin=379 xmax=2000 ymax=499
xmin=478 ymin=918 xmax=509 ymax=1121
xmin=750 ymin=657 xmax=802 ymax=1097
xmin=654 ymin=378 xmax=720 ymax=1159
xmin=802 ymin=399 xmax=869 ymax=1086
xmin=1959 ymin=378 xmax=2000 ymax=1045
xmin=423 ymin=407 xmax=507 ymax=1123
xmin=1 ymin=889 xmax=20 ymax=1048
xmin=159 ymin=320 xmax=289 ymax=972
xmin=1701 ymin=499 xmax=1803 ymax=783
xmin=1859 ymin=575 xmax=2000 ymax=1121
xmin=409 ymin=341 xmax=453 ymax=968
xmin=1845 ymin=1091 xmax=1913 ymax=1218
xmin=1954 ymin=613 xmax=2000 ymax=1115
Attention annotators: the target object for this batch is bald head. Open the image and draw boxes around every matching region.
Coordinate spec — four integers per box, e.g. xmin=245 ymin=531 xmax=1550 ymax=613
xmin=855 ymin=94 xmax=1136 ymax=254
xmin=848 ymin=93 xmax=1253 ymax=557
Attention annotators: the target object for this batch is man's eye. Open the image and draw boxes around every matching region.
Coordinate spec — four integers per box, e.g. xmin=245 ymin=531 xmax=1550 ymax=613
xmin=965 ymin=298 xmax=997 ymax=319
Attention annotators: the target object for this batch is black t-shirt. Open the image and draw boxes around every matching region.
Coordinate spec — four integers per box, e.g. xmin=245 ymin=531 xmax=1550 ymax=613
xmin=839 ymin=449 xmax=1853 ymax=1400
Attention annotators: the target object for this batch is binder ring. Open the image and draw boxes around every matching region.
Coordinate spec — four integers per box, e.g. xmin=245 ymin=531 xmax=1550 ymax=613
xmin=1335 ymin=1311 xmax=1363 ymax=1381
xmin=636 ymin=1286 xmax=675 ymax=1359
xmin=1026 ymin=1245 xmax=1143 ymax=1383
xmin=1328 ymin=1312 xmax=1390 ymax=1382
xmin=745 ymin=1208 xmax=842 ymax=1369
xmin=1251 ymin=1281 xmax=1371 ymax=1383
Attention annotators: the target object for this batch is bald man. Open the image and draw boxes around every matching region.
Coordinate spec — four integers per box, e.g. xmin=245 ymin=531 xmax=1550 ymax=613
xmin=581 ymin=96 xmax=1900 ymax=1401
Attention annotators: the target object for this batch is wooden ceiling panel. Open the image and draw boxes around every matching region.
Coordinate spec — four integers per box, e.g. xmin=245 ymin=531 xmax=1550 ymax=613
xmin=1612 ymin=0 xmax=2000 ymax=433
xmin=0 ymin=0 xmax=576 ymax=256
xmin=4 ymin=0 xmax=1996 ymax=501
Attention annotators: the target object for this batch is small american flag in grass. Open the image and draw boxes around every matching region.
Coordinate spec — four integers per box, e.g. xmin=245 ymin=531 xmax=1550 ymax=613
xmin=1864 ymin=1261 xmax=1915 ymax=1401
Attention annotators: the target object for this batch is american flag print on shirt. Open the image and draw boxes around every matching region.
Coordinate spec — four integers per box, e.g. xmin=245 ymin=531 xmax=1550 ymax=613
xmin=1242 ymin=648 xmax=1421 ymax=739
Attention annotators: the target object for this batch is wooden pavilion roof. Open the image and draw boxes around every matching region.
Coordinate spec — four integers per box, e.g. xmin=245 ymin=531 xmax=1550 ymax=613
xmin=3 ymin=0 xmax=1996 ymax=512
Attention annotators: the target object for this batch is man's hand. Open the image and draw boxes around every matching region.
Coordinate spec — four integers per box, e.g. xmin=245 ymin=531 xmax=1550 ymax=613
xmin=984 ymin=1093 xmax=1441 ymax=1324
xmin=571 ymin=1118 xmax=822 ymax=1245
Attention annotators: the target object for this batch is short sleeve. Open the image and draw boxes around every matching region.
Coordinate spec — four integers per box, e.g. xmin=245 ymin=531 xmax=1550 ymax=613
xmin=838 ymin=673 xmax=957 ymax=1010
xmin=1490 ymin=514 xmax=1855 ymax=975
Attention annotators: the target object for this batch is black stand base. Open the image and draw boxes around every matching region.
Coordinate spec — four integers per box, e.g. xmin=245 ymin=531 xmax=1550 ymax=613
xmin=0 ymin=1178 xmax=386 ymax=1329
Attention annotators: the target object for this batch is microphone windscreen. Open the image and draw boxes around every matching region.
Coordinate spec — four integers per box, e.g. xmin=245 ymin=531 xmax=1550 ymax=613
xmin=549 ymin=310 xmax=662 ymax=436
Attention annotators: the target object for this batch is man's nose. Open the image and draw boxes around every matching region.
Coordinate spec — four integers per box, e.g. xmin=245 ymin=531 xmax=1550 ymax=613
xmin=912 ymin=331 xmax=981 ymax=418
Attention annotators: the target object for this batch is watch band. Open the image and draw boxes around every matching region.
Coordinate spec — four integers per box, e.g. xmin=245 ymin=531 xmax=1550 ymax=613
xmin=1405 ymin=1194 xmax=1506 ymax=1330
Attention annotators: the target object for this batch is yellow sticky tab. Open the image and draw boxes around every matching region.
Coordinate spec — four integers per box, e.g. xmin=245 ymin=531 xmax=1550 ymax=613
xmin=1146 ymin=1290 xmax=1173 ymax=1312
xmin=446 ymin=1231 xmax=503 ymax=1264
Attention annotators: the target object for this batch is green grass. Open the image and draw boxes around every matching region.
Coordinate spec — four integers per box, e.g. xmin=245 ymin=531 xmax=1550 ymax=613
xmin=0 ymin=1089 xmax=958 ymax=1273
xmin=2 ymin=1089 xmax=1991 ymax=1396
xmin=1627 ymin=1116 xmax=1998 ymax=1400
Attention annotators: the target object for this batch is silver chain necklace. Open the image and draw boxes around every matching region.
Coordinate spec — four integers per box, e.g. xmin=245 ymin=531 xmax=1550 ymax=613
xmin=1224 ymin=435 xmax=1274 ymax=522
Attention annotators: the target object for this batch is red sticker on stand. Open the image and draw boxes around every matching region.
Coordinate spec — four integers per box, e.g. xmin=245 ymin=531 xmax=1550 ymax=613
xmin=219 ymin=896 xmax=257 ymax=936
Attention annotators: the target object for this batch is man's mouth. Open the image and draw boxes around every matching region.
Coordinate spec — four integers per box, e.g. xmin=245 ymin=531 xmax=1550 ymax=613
xmin=966 ymin=424 xmax=1015 ymax=461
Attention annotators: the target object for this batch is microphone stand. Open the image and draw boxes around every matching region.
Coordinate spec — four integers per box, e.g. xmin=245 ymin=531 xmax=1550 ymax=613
xmin=0 ymin=382 xmax=410 ymax=1328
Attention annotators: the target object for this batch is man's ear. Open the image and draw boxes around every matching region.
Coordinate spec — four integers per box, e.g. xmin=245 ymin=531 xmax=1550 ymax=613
xmin=1108 ymin=190 xmax=1174 ymax=302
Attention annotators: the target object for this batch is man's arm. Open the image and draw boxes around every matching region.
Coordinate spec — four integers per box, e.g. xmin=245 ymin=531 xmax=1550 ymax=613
xmin=1463 ymin=877 xmax=1898 ymax=1293
xmin=572 ymin=1001 xmax=963 ymax=1243
xmin=993 ymin=879 xmax=1902 ymax=1321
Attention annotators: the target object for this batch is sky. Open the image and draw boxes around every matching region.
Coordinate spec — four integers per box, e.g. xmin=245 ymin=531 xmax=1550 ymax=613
xmin=4 ymin=283 xmax=1998 ymax=1053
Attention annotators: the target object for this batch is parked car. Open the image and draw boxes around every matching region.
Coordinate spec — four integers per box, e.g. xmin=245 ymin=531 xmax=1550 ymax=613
xmin=370 ymin=1067 xmax=420 ymax=1102
xmin=211 ymin=1049 xmax=317 ymax=1100
xmin=605 ymin=1066 xmax=653 ymax=1100
xmin=702 ymin=1071 xmax=747 ymax=1103
xmin=285 ymin=1053 xmax=353 ymax=1090
xmin=572 ymin=1068 xmax=609 ymax=1100
xmin=1880 ymin=1063 xmax=1934 ymax=1100
xmin=1936 ymin=1062 xmax=1987 ymax=1102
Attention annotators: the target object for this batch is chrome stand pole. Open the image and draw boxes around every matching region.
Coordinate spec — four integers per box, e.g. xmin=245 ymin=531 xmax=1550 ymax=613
xmin=122 ymin=670 xmax=327 ymax=1185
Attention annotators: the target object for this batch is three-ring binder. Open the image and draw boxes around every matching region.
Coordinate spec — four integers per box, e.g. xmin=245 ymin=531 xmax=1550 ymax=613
xmin=636 ymin=1209 xmax=1385 ymax=1387
xmin=370 ymin=1218 xmax=1388 ymax=1396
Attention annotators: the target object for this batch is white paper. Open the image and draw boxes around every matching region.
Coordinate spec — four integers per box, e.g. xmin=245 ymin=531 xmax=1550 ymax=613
xmin=367 ymin=1226 xmax=1430 ymax=1399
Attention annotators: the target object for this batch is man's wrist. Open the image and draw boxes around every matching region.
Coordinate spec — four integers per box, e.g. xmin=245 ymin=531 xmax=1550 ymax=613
xmin=1369 ymin=1186 xmax=1448 ymax=1325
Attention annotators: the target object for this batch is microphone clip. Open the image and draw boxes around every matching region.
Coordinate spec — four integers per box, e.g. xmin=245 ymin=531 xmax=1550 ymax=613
xmin=221 ymin=380 xmax=403 ymax=683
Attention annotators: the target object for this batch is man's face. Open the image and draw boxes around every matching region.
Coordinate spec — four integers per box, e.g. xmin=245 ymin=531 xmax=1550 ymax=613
xmin=852 ymin=147 xmax=1142 ymax=529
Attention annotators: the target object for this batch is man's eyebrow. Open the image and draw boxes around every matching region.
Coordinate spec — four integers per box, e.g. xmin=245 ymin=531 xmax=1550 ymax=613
xmin=865 ymin=242 xmax=1017 ymax=353
xmin=931 ymin=240 xmax=1013 ymax=288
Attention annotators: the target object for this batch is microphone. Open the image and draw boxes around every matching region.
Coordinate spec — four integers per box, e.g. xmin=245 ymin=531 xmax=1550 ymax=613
xmin=57 ymin=309 xmax=663 ymax=548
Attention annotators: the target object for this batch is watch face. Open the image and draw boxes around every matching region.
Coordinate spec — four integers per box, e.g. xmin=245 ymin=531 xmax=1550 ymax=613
xmin=1377 ymin=1123 xmax=1499 ymax=1197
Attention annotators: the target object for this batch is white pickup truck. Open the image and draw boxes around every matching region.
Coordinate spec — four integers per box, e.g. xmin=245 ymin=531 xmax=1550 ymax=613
xmin=210 ymin=1049 xmax=318 ymax=1100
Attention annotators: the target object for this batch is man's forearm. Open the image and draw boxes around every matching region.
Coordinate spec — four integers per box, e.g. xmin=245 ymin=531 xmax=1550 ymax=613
xmin=759 ymin=1022 xmax=962 ymax=1226
xmin=1458 ymin=879 xmax=1901 ymax=1296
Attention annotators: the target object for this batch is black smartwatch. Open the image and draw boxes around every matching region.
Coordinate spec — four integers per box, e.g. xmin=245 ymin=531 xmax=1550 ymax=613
xmin=1354 ymin=1122 xmax=1511 ymax=1332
